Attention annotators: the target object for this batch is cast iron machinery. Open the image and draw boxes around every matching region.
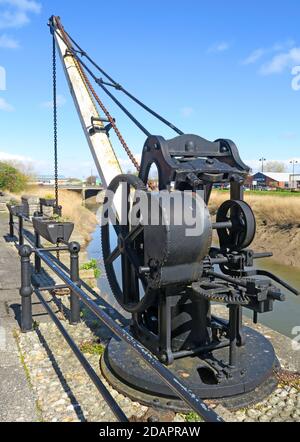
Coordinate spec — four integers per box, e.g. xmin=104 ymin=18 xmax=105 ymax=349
xmin=101 ymin=135 xmax=299 ymax=409
xmin=49 ymin=16 xmax=299 ymax=411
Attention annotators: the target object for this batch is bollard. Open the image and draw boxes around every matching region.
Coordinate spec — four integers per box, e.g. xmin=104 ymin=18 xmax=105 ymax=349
xmin=69 ymin=241 xmax=81 ymax=324
xmin=18 ymin=215 xmax=24 ymax=246
xmin=9 ymin=212 xmax=14 ymax=238
xmin=19 ymin=245 xmax=33 ymax=332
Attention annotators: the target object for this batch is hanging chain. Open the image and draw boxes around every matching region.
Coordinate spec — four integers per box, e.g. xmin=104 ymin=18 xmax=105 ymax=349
xmin=52 ymin=34 xmax=60 ymax=260
xmin=52 ymin=33 xmax=59 ymax=207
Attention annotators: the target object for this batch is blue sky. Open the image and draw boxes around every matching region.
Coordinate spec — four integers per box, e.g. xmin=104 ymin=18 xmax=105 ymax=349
xmin=0 ymin=0 xmax=300 ymax=178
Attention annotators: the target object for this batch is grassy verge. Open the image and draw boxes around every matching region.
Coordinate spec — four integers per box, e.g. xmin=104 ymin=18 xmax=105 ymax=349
xmin=210 ymin=190 xmax=300 ymax=267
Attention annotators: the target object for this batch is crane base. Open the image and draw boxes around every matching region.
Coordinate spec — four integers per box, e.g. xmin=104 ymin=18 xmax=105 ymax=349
xmin=100 ymin=326 xmax=279 ymax=412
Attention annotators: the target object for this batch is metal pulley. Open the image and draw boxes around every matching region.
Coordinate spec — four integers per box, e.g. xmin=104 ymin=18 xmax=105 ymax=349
xmin=216 ymin=199 xmax=256 ymax=251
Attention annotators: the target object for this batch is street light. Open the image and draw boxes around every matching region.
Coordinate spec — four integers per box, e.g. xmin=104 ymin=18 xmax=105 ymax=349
xmin=259 ymin=158 xmax=266 ymax=173
xmin=290 ymin=160 xmax=298 ymax=189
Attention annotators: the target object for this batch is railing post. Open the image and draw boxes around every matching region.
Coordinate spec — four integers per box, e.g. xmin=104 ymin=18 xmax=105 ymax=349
xmin=18 ymin=215 xmax=24 ymax=246
xmin=54 ymin=205 xmax=62 ymax=216
xmin=69 ymin=241 xmax=81 ymax=324
xmin=19 ymin=245 xmax=33 ymax=332
xmin=34 ymin=232 xmax=41 ymax=273
xmin=33 ymin=212 xmax=42 ymax=273
xmin=9 ymin=212 xmax=14 ymax=238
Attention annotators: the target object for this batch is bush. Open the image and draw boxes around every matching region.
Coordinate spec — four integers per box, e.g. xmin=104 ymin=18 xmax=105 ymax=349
xmin=0 ymin=162 xmax=28 ymax=193
xmin=80 ymin=258 xmax=101 ymax=278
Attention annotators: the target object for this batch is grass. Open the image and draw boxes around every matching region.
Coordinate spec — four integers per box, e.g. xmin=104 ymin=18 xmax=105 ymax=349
xmin=210 ymin=190 xmax=300 ymax=228
xmin=216 ymin=189 xmax=300 ymax=197
xmin=79 ymin=339 xmax=105 ymax=355
xmin=80 ymin=258 xmax=101 ymax=279
xmin=184 ymin=411 xmax=203 ymax=422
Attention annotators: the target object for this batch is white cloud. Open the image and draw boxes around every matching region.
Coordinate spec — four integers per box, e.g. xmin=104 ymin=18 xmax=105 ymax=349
xmin=119 ymin=154 xmax=141 ymax=173
xmin=0 ymin=97 xmax=14 ymax=111
xmin=0 ymin=0 xmax=41 ymax=29
xmin=279 ymin=132 xmax=297 ymax=140
xmin=242 ymin=48 xmax=266 ymax=65
xmin=242 ymin=40 xmax=300 ymax=74
xmin=208 ymin=41 xmax=230 ymax=53
xmin=260 ymin=47 xmax=300 ymax=75
xmin=180 ymin=106 xmax=194 ymax=118
xmin=2 ymin=0 xmax=41 ymax=13
xmin=0 ymin=149 xmax=46 ymax=174
xmin=0 ymin=33 xmax=18 ymax=47
xmin=0 ymin=65 xmax=6 ymax=89
xmin=0 ymin=150 xmax=32 ymax=162
xmin=41 ymin=94 xmax=67 ymax=109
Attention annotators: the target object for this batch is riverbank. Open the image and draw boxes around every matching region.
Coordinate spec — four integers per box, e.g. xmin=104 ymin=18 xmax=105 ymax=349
xmin=11 ymin=187 xmax=97 ymax=246
xmin=210 ymin=191 xmax=300 ymax=268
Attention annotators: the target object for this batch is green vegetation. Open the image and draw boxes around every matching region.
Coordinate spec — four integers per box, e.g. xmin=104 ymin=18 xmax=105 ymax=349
xmin=215 ymin=188 xmax=300 ymax=197
xmin=0 ymin=162 xmax=28 ymax=193
xmin=50 ymin=215 xmax=71 ymax=222
xmin=44 ymin=194 xmax=55 ymax=200
xmin=79 ymin=339 xmax=105 ymax=355
xmin=185 ymin=411 xmax=203 ymax=422
xmin=80 ymin=258 xmax=101 ymax=278
xmin=9 ymin=198 xmax=20 ymax=205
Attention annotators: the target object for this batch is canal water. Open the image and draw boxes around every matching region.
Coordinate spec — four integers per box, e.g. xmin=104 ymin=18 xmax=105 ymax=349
xmin=87 ymin=206 xmax=300 ymax=339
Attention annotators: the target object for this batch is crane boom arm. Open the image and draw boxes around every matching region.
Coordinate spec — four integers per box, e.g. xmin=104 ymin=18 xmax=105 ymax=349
xmin=50 ymin=16 xmax=122 ymax=189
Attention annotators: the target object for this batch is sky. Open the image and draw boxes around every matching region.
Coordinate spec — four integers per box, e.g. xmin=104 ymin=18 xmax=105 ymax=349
xmin=0 ymin=0 xmax=300 ymax=178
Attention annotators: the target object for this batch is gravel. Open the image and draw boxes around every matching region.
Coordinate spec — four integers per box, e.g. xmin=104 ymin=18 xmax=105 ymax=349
xmin=15 ymin=292 xmax=300 ymax=423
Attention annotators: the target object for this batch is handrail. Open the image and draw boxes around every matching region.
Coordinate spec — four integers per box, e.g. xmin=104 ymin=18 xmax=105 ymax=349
xmin=8 ymin=210 xmax=224 ymax=423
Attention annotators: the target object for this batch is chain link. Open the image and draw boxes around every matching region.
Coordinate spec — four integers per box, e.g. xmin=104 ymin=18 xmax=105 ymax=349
xmin=52 ymin=34 xmax=59 ymax=207
xmin=52 ymin=34 xmax=60 ymax=260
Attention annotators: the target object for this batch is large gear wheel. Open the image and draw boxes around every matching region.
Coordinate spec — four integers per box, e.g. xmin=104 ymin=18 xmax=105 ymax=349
xmin=101 ymin=174 xmax=158 ymax=314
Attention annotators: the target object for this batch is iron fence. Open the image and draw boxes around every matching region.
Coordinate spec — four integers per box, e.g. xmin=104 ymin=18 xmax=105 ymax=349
xmin=7 ymin=209 xmax=223 ymax=423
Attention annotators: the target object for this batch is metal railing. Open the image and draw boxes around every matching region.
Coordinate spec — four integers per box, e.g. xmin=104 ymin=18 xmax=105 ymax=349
xmin=7 ymin=209 xmax=223 ymax=423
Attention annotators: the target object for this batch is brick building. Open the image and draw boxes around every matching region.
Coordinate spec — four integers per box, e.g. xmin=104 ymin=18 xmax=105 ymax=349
xmin=247 ymin=172 xmax=293 ymax=189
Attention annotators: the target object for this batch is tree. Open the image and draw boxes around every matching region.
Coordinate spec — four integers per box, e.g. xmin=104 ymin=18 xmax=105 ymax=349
xmin=0 ymin=162 xmax=28 ymax=193
xmin=86 ymin=175 xmax=97 ymax=185
xmin=264 ymin=161 xmax=286 ymax=173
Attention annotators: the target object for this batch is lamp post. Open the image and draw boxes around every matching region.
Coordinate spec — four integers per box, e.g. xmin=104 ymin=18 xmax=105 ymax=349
xmin=290 ymin=160 xmax=298 ymax=189
xmin=259 ymin=158 xmax=266 ymax=173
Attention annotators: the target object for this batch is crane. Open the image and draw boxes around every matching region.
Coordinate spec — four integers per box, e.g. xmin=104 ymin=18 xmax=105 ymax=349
xmin=48 ymin=16 xmax=299 ymax=412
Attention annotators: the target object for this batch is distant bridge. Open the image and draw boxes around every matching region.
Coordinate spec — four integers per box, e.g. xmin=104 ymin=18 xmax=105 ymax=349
xmin=41 ymin=184 xmax=104 ymax=201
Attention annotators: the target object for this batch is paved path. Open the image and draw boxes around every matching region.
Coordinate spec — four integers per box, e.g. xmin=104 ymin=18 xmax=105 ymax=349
xmin=0 ymin=212 xmax=38 ymax=422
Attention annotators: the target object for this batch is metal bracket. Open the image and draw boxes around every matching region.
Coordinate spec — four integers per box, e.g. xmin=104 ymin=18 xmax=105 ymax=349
xmin=89 ymin=116 xmax=115 ymax=136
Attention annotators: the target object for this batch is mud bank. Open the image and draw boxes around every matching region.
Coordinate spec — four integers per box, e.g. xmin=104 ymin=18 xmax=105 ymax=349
xmin=209 ymin=191 xmax=300 ymax=269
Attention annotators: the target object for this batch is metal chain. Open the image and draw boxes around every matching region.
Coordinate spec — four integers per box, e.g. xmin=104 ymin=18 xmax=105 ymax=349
xmin=52 ymin=34 xmax=60 ymax=260
xmin=52 ymin=34 xmax=59 ymax=207
xmin=56 ymin=20 xmax=140 ymax=171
